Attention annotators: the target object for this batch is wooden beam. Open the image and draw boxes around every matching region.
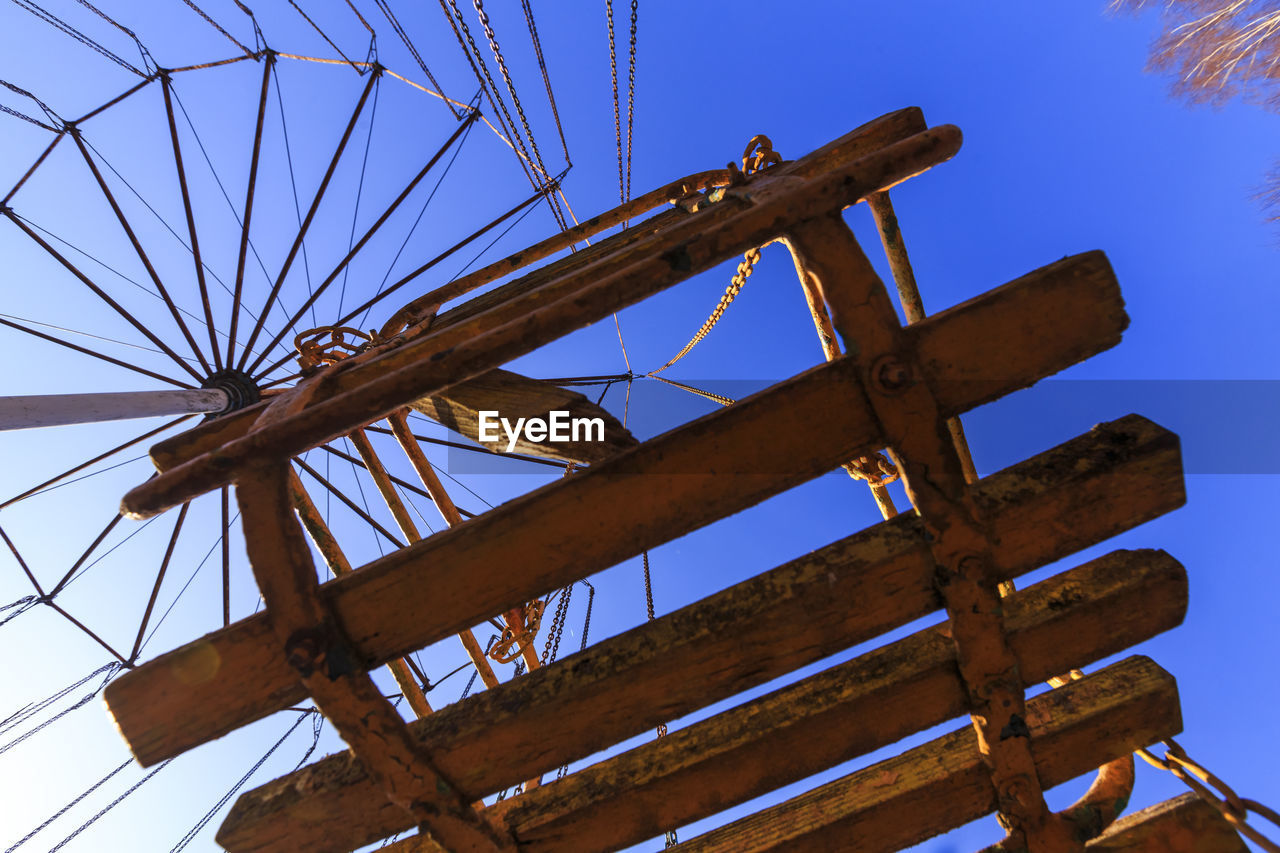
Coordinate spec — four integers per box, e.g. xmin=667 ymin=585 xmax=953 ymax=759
xmin=485 ymin=549 xmax=1187 ymax=853
xmin=107 ymin=250 xmax=1132 ymax=768
xmin=145 ymin=108 xmax=930 ymax=476
xmin=670 ymin=656 xmax=1182 ymax=853
xmin=1084 ymin=794 xmax=1249 ymax=852
xmin=212 ymin=415 xmax=1183 ymax=853
xmin=121 ymin=124 xmax=964 ymax=518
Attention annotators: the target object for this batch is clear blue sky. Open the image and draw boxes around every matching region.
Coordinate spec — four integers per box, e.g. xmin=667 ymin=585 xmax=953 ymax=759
xmin=0 ymin=2 xmax=1276 ymax=851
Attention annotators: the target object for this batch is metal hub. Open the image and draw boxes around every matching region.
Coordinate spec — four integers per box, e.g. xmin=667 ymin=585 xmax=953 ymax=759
xmin=201 ymin=369 xmax=261 ymax=414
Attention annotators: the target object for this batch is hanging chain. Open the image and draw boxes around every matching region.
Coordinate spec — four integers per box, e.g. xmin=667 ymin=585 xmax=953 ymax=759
xmin=606 ymin=0 xmax=624 ymax=205
xmin=624 ymin=0 xmax=637 ymax=204
xmin=647 ymin=134 xmax=781 ymax=376
xmin=1137 ymin=739 xmax=1280 ymax=852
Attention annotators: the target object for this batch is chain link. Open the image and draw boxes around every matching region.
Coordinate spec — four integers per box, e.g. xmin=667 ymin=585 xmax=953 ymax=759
xmin=1137 ymin=738 xmax=1280 ymax=852
xmin=649 ymin=247 xmax=761 ymax=376
xmin=845 ymin=452 xmax=901 ymax=487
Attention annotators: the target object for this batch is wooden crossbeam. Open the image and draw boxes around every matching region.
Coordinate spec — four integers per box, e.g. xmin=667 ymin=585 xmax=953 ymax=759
xmin=213 ymin=415 xmax=1183 ymax=853
xmin=144 ymin=108 xmax=931 ymax=477
xmin=106 ymin=250 xmax=1130 ymax=767
xmin=669 ymin=656 xmax=1181 ymax=853
xmin=1084 ymin=794 xmax=1248 ymax=852
xmin=484 ymin=549 xmax=1186 ymax=853
xmin=121 ymin=124 xmax=963 ymax=518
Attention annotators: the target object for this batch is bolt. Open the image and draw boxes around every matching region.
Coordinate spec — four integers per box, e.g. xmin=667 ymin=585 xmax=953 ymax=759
xmin=872 ymin=356 xmax=914 ymax=394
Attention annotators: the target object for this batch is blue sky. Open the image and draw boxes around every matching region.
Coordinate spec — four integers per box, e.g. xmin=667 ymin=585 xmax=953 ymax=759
xmin=0 ymin=2 xmax=1277 ymax=851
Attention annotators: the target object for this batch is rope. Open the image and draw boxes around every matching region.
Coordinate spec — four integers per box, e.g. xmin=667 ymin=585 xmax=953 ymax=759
xmin=0 ymin=595 xmax=37 ymax=628
xmin=180 ymin=0 xmax=256 ymax=58
xmin=47 ymin=759 xmax=172 ymax=852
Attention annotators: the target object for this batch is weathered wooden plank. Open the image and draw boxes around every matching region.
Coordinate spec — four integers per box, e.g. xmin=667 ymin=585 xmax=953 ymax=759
xmin=107 ymin=249 xmax=1130 ymax=768
xmin=485 ymin=549 xmax=1187 ymax=853
xmin=410 ymin=368 xmax=636 ymax=464
xmin=1084 ymin=794 xmax=1249 ymax=852
xmin=670 ymin=656 xmax=1182 ymax=853
xmin=212 ymin=415 xmax=1183 ymax=853
xmin=122 ymin=125 xmax=963 ymax=518
xmin=146 ymin=109 xmax=930 ymax=476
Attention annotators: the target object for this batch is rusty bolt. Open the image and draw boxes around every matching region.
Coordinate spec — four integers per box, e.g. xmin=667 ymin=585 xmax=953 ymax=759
xmin=871 ymin=355 xmax=914 ymax=395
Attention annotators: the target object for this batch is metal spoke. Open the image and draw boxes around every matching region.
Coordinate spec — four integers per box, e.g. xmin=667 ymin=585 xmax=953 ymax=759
xmin=0 ymin=314 xmax=193 ymax=389
xmin=291 ymin=456 xmax=405 ymax=548
xmin=0 ymin=523 xmax=45 ymax=596
xmin=2 ymin=129 xmax=65 ymax=206
xmin=221 ymin=486 xmax=231 ymax=626
xmin=1 ymin=414 xmax=191 ymax=508
xmin=47 ymin=601 xmax=129 ymax=665
xmin=244 ymin=110 xmax=479 ymax=376
xmin=315 ymin=441 xmax=476 ymax=519
xmin=237 ymin=69 xmax=381 ymax=371
xmin=68 ymin=128 xmax=213 ymax=374
xmin=49 ymin=511 xmax=125 ymax=597
xmin=160 ymin=73 xmax=222 ymax=371
xmin=129 ymin=501 xmax=190 ymax=662
xmin=227 ymin=53 xmax=275 ymax=368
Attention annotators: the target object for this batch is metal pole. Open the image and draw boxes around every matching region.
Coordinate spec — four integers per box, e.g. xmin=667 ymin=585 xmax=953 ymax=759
xmin=0 ymin=389 xmax=228 ymax=431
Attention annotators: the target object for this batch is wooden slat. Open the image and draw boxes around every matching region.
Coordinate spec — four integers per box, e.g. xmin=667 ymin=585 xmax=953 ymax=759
xmin=213 ymin=414 xmax=1183 ymax=853
xmin=121 ymin=125 xmax=963 ymax=518
xmin=145 ymin=109 xmax=931 ymax=476
xmin=486 ymin=549 xmax=1187 ymax=853
xmin=107 ymin=249 xmax=1129 ymax=768
xmin=670 ymin=656 xmax=1181 ymax=853
xmin=1085 ymin=794 xmax=1249 ymax=852
xmin=410 ymin=368 xmax=637 ymax=465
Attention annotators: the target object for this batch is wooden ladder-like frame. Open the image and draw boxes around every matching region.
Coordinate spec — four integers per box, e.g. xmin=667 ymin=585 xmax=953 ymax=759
xmin=104 ymin=108 xmax=1244 ymax=853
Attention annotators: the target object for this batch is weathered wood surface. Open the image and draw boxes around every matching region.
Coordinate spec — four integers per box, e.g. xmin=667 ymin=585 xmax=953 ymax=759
xmin=146 ymin=109 xmax=931 ymax=477
xmin=212 ymin=415 xmax=1183 ymax=853
xmin=107 ymin=250 xmax=1131 ymax=767
xmin=482 ymin=549 xmax=1186 ymax=853
xmin=122 ymin=124 xmax=963 ymax=517
xmin=1084 ymin=794 xmax=1248 ymax=852
xmin=410 ymin=368 xmax=636 ymax=464
xmin=670 ymin=656 xmax=1182 ymax=853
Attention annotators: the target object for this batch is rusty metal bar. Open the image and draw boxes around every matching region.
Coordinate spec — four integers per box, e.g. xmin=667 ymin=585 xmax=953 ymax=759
xmin=868 ymin=191 xmax=979 ymax=486
xmin=48 ymin=601 xmax=129 ymax=665
xmin=160 ymin=72 xmax=222 ymax=372
xmin=221 ymin=486 xmax=231 ymax=627
xmin=67 ymin=123 xmax=212 ymax=374
xmin=0 ymin=315 xmax=192 ymax=390
xmin=2 ymin=129 xmax=65 ymax=206
xmin=227 ymin=53 xmax=275 ymax=368
xmin=245 ymin=110 xmax=481 ymax=377
xmin=0 ymin=524 xmax=44 ymax=597
xmin=72 ymin=75 xmax=156 ymax=124
xmin=286 ymin=469 xmax=434 ymax=718
xmin=129 ymin=502 xmax=190 ymax=662
xmin=291 ymin=456 xmax=404 ymax=549
xmin=49 ymin=511 xmax=126 ymax=597
xmin=237 ymin=69 xmax=380 ymax=372
xmin=2 ymin=415 xmax=190 ymax=508
xmin=350 ymin=424 xmax=502 ymax=692
xmin=316 ymin=441 xmax=476 ymax=518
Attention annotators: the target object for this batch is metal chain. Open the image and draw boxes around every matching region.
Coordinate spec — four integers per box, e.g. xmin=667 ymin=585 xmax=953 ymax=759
xmin=845 ymin=452 xmax=901 ymax=487
xmin=540 ymin=583 xmax=573 ymax=666
xmin=519 ymin=0 xmax=569 ymax=163
xmin=648 ymin=247 xmax=761 ymax=376
xmin=1138 ymin=739 xmax=1280 ymax=852
xmin=606 ymin=0 xmax=624 ymax=204
xmin=625 ymin=0 xmax=637 ymax=204
xmin=179 ymin=0 xmax=255 ymax=59
xmin=642 ymin=550 xmax=656 ymax=621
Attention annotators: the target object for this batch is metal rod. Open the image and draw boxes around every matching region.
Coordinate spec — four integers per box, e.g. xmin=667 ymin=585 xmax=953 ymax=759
xmin=69 ymin=127 xmax=213 ymax=375
xmin=2 ymin=130 xmax=65 ymax=206
xmin=221 ymin=486 xmax=231 ymax=627
xmin=227 ymin=54 xmax=276 ymax=368
xmin=316 ymin=442 xmax=476 ymax=519
xmin=0 ymin=315 xmax=192 ymax=390
xmin=2 ymin=210 xmax=207 ymax=382
xmin=48 ymin=601 xmax=130 ymax=665
xmin=160 ymin=73 xmax=222 ymax=371
xmin=50 ymin=511 xmax=125 ymax=597
xmin=0 ymin=524 xmax=44 ymax=597
xmin=130 ymin=502 xmax=190 ymax=661
xmin=2 ymin=415 xmax=191 ymax=508
xmin=291 ymin=456 xmax=404 ymax=548
xmin=0 ymin=389 xmax=228 ymax=431
xmin=245 ymin=110 xmax=481 ymax=376
xmin=286 ymin=469 xmax=434 ymax=718
xmin=386 ymin=412 xmax=507 ymax=693
xmin=72 ymin=76 xmax=155 ymax=125
xmin=237 ymin=69 xmax=380 ymax=372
